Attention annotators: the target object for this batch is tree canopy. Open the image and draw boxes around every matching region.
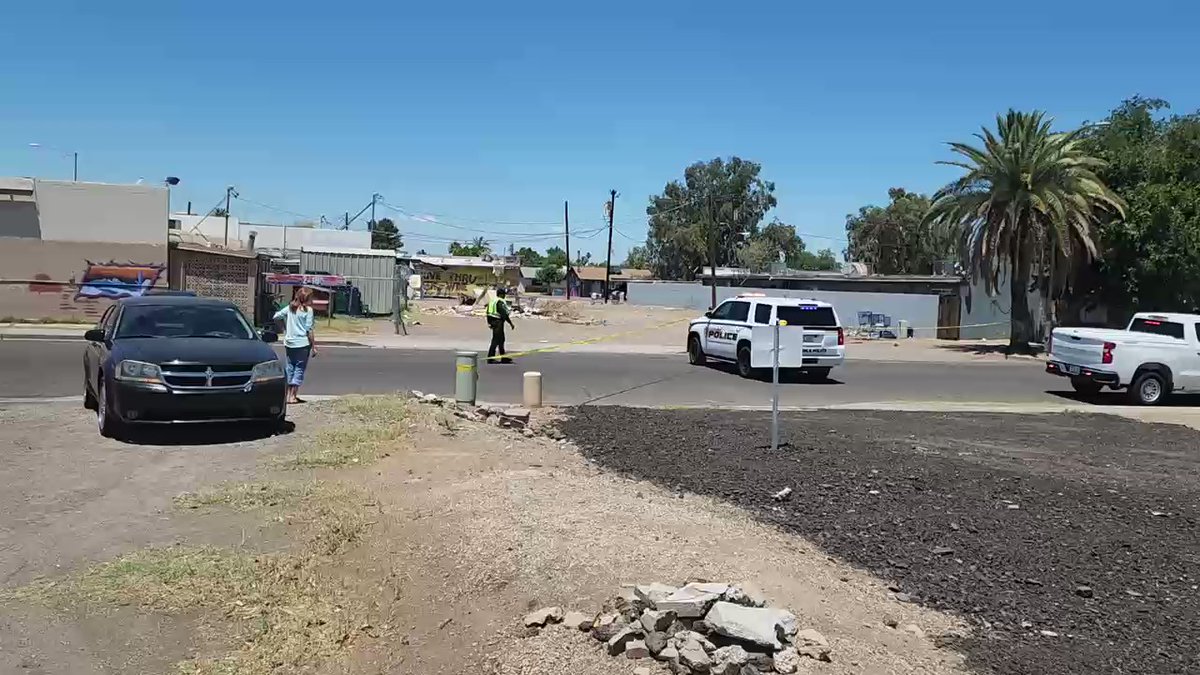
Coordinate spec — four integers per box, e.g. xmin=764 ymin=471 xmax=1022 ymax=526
xmin=1081 ymin=97 xmax=1200 ymax=315
xmin=515 ymin=247 xmax=544 ymax=266
xmin=845 ymin=188 xmax=947 ymax=274
xmin=623 ymin=245 xmax=650 ymax=270
xmin=448 ymin=237 xmax=491 ymax=256
xmin=369 ymin=217 xmax=401 ymax=250
xmin=644 ymin=157 xmax=777 ymax=280
xmin=926 ymin=110 xmax=1125 ymax=351
xmin=544 ymin=246 xmax=568 ymax=268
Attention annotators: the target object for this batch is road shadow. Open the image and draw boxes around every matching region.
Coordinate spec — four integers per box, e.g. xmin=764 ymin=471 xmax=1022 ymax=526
xmin=120 ymin=420 xmax=296 ymax=446
xmin=703 ymin=361 xmax=844 ymax=385
xmin=936 ymin=342 xmax=1044 ymax=358
xmin=1048 ymin=390 xmax=1200 ymax=408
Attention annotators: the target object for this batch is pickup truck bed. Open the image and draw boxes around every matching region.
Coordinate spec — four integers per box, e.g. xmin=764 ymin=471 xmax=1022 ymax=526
xmin=1047 ymin=313 xmax=1200 ymax=405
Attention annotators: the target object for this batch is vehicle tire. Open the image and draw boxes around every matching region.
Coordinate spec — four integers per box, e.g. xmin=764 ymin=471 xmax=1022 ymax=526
xmin=736 ymin=344 xmax=754 ymax=378
xmin=83 ymin=374 xmax=98 ymax=411
xmin=807 ymin=367 xmax=832 ymax=382
xmin=96 ymin=377 xmax=124 ymax=439
xmin=687 ymin=334 xmax=706 ymax=366
xmin=1070 ymin=377 xmax=1102 ymax=397
xmin=1128 ymin=371 xmax=1168 ymax=406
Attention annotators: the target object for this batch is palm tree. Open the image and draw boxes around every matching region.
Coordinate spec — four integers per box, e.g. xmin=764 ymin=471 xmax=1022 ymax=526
xmin=925 ymin=110 xmax=1126 ymax=353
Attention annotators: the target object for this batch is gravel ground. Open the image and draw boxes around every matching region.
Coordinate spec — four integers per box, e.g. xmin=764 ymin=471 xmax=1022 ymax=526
xmin=559 ymin=407 xmax=1200 ymax=675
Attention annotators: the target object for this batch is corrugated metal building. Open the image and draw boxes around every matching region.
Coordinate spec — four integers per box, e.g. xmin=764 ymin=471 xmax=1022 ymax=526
xmin=299 ymin=246 xmax=397 ymax=315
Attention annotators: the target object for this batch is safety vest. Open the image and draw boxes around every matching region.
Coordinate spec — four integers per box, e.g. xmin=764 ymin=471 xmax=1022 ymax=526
xmin=486 ymin=297 xmax=505 ymax=319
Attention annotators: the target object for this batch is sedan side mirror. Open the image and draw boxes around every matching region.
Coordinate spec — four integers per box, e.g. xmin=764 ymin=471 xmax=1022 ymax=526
xmin=84 ymin=328 xmax=105 ymax=342
xmin=704 ymin=311 xmax=713 ymax=318
xmin=260 ymin=330 xmax=279 ymax=343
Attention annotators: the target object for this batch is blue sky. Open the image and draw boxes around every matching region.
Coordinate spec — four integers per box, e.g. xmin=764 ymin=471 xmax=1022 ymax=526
xmin=2 ymin=1 xmax=1197 ymax=260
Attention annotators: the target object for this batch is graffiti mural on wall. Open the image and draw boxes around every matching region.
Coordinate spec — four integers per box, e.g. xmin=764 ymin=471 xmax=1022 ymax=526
xmin=74 ymin=261 xmax=166 ymax=300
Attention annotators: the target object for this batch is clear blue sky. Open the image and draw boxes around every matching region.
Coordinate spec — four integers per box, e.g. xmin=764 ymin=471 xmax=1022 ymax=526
xmin=3 ymin=1 xmax=1197 ymax=260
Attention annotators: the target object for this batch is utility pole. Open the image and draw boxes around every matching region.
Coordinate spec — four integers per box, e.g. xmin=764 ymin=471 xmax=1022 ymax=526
xmin=344 ymin=212 xmax=349 ymax=230
xmin=370 ymin=193 xmax=378 ymax=229
xmin=223 ymin=186 xmax=233 ymax=247
xmin=73 ymin=152 xmax=78 ymax=182
xmin=604 ymin=189 xmax=616 ymax=303
xmin=709 ymin=194 xmax=718 ymax=309
xmin=563 ymin=200 xmax=571 ymax=299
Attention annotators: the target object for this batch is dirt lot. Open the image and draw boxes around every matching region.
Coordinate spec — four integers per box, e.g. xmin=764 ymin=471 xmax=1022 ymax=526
xmin=1 ymin=399 xmax=973 ymax=674
xmin=560 ymin=407 xmax=1200 ymax=675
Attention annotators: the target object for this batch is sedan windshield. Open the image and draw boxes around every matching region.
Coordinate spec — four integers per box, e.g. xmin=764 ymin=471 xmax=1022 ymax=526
xmin=115 ymin=304 xmax=256 ymax=339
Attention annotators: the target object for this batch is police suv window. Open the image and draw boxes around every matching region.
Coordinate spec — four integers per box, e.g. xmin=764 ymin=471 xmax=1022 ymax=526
xmin=754 ymin=304 xmax=772 ymax=324
xmin=709 ymin=302 xmax=734 ymax=320
xmin=726 ymin=301 xmax=750 ymax=322
xmin=776 ymin=305 xmax=837 ymax=327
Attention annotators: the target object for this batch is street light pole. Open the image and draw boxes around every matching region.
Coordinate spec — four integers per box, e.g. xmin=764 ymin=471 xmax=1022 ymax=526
xmin=73 ymin=152 xmax=78 ymax=181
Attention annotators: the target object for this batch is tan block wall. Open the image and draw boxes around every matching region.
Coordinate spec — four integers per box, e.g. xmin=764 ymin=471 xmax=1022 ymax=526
xmin=0 ymin=238 xmax=167 ymax=321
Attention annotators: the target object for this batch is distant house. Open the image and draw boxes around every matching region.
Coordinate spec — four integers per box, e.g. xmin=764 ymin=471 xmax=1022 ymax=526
xmin=518 ymin=266 xmax=567 ymax=295
xmin=567 ymin=266 xmax=652 ymax=298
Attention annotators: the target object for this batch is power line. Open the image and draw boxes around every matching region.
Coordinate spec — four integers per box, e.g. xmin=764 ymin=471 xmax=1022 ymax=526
xmin=232 ymin=195 xmax=322 ymax=222
xmin=379 ymin=200 xmax=562 ymax=233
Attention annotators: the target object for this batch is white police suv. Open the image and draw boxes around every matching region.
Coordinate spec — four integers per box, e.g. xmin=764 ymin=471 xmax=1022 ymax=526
xmin=686 ymin=295 xmax=845 ymax=379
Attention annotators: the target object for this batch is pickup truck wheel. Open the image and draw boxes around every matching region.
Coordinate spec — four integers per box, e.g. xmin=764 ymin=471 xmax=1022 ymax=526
xmin=736 ymin=345 xmax=754 ymax=378
xmin=687 ymin=334 xmax=706 ymax=366
xmin=1070 ymin=377 xmax=1102 ymax=397
xmin=1129 ymin=371 xmax=1167 ymax=406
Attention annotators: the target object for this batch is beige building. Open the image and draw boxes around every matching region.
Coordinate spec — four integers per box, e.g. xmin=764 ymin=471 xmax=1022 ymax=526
xmin=0 ymin=177 xmax=168 ymax=321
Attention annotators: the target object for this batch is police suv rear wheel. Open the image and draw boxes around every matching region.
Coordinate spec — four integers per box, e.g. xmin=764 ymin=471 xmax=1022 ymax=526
xmin=736 ymin=345 xmax=754 ymax=378
xmin=687 ymin=334 xmax=706 ymax=365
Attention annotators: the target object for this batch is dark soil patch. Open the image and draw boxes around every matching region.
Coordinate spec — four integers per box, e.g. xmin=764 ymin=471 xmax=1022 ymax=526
xmin=559 ymin=407 xmax=1200 ymax=675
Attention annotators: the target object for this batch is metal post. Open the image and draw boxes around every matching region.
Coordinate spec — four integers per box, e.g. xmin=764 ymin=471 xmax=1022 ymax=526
xmin=771 ymin=318 xmax=785 ymax=451
xmin=564 ymin=200 xmax=571 ymax=299
xmin=604 ymin=189 xmax=616 ymax=302
xmin=73 ymin=152 xmax=78 ymax=181
xmin=455 ymin=351 xmax=478 ymax=404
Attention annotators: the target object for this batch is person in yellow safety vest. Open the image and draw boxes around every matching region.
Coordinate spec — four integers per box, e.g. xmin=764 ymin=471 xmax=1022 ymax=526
xmin=485 ymin=287 xmax=515 ymax=364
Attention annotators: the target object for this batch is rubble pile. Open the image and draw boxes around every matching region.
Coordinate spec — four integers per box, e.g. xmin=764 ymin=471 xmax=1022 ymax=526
xmin=522 ymin=582 xmax=831 ymax=674
xmin=407 ymin=391 xmax=566 ymax=440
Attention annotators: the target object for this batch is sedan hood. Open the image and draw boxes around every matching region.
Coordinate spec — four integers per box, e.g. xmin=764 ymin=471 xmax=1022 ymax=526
xmin=111 ymin=337 xmax=278 ymax=365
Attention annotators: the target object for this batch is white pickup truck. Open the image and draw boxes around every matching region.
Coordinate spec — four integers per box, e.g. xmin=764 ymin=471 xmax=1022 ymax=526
xmin=1046 ymin=312 xmax=1200 ymax=405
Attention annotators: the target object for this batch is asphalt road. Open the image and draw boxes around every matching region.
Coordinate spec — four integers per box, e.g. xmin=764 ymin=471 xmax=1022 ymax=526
xmin=0 ymin=340 xmax=1068 ymax=408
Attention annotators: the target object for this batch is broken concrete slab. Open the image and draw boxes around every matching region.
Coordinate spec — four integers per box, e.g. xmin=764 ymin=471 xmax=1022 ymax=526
xmin=704 ymin=601 xmax=796 ymax=649
xmin=711 ymin=644 xmax=750 ymax=675
xmin=722 ymin=582 xmax=767 ymax=608
xmin=562 ymin=611 xmax=592 ymax=631
xmin=645 ymin=631 xmax=668 ymax=655
xmin=773 ymin=647 xmax=800 ymax=674
xmin=634 ymin=582 xmax=679 ymax=608
xmin=501 ymin=406 xmax=531 ymax=421
xmin=522 ymin=606 xmax=563 ymax=627
xmin=640 ymin=608 xmax=678 ymax=632
xmin=679 ymin=638 xmax=713 ymax=672
xmin=657 ymin=582 xmax=725 ymax=618
xmin=792 ymin=628 xmax=831 ymax=662
xmin=625 ymin=639 xmax=651 ymax=659
xmin=607 ymin=624 xmax=644 ymax=656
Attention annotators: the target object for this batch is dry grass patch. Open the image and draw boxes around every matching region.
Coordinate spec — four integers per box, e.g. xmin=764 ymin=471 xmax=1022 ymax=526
xmin=174 ymin=481 xmax=314 ymax=511
xmin=281 ymin=395 xmax=409 ymax=468
xmin=6 ymin=483 xmax=375 ymax=675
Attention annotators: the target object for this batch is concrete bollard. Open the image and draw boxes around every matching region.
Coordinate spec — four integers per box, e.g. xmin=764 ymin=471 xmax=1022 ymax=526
xmin=455 ymin=351 xmax=478 ymax=404
xmin=523 ymin=371 xmax=543 ymax=408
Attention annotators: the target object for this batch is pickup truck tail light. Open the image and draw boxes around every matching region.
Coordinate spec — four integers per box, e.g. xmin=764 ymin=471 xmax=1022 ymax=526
xmin=837 ymin=327 xmax=845 ymax=346
xmin=1102 ymin=341 xmax=1115 ymax=364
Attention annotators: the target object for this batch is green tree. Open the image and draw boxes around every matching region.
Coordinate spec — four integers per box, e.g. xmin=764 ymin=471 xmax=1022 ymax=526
xmin=544 ymin=246 xmax=568 ymax=267
xmin=791 ymin=248 xmax=840 ymax=271
xmin=925 ymin=110 xmax=1126 ymax=352
xmin=369 ymin=217 xmax=402 ymax=249
xmin=1080 ymin=97 xmax=1200 ymax=317
xmin=645 ymin=157 xmax=777 ymax=280
xmin=535 ymin=263 xmax=565 ymax=285
xmin=845 ymin=188 xmax=944 ymax=274
xmin=623 ymin=245 xmax=651 ymax=269
xmin=516 ymin=247 xmax=544 ymax=266
xmin=448 ymin=237 xmax=491 ymax=256
xmin=573 ymin=252 xmax=593 ymax=266
xmin=209 ymin=207 xmax=228 ymax=217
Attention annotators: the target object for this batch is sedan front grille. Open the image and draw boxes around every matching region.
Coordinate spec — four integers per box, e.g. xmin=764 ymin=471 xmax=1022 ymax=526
xmin=160 ymin=363 xmax=254 ymax=389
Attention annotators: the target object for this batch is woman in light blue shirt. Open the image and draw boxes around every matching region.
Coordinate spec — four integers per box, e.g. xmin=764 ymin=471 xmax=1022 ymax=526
xmin=273 ymin=287 xmax=318 ymax=404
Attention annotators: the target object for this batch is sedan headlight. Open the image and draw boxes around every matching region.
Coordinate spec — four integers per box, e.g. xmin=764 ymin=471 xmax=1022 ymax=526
xmin=115 ymin=359 xmax=163 ymax=383
xmin=252 ymin=359 xmax=285 ymax=382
